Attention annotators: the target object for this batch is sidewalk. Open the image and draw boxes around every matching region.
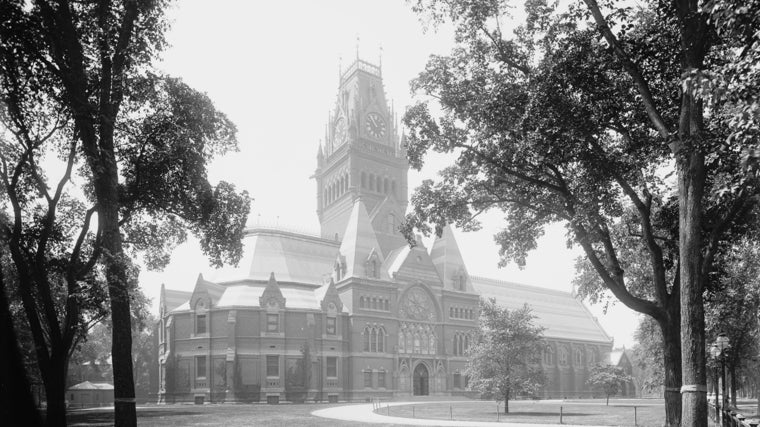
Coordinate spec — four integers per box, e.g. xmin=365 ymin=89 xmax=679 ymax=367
xmin=311 ymin=401 xmax=606 ymax=427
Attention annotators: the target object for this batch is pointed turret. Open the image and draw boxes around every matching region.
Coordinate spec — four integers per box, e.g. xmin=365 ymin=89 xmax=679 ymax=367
xmin=430 ymin=225 xmax=472 ymax=292
xmin=338 ymin=199 xmax=388 ymax=280
xmin=259 ymin=272 xmax=286 ymax=308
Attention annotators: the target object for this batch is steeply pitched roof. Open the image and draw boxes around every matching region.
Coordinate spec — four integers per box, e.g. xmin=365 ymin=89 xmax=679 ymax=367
xmin=163 ymin=288 xmax=192 ymax=313
xmin=204 ymin=228 xmax=339 ymax=285
xmin=386 ymin=237 xmax=441 ymax=285
xmin=429 ymin=225 xmax=472 ymax=291
xmin=471 ymin=275 xmax=612 ymax=343
xmin=338 ymin=200 xmax=388 ymax=280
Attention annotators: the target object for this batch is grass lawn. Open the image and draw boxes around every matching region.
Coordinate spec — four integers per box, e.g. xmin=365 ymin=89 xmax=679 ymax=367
xmin=67 ymin=403 xmax=405 ymax=427
xmin=380 ymin=399 xmax=666 ymax=426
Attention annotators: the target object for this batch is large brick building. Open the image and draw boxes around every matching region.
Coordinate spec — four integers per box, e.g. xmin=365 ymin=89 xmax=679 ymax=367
xmin=156 ymin=58 xmax=613 ymax=404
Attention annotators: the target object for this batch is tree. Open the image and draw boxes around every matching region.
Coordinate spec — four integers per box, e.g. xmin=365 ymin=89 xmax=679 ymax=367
xmin=0 ymin=1 xmax=251 ymax=425
xmin=632 ymin=316 xmax=666 ymax=396
xmin=403 ymin=1 xmax=759 ymax=425
xmin=465 ymin=299 xmax=545 ymax=414
xmin=705 ymin=237 xmax=760 ymax=407
xmin=587 ymin=364 xmax=633 ymax=406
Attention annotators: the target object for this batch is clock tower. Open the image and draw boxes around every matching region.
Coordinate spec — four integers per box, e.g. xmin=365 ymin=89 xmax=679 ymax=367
xmin=315 ymin=58 xmax=409 ymax=254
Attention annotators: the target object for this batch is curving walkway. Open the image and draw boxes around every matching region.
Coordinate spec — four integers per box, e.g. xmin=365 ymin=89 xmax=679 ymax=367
xmin=311 ymin=401 xmax=606 ymax=427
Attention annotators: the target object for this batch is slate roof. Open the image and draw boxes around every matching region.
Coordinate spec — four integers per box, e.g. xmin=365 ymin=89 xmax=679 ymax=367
xmin=204 ymin=228 xmax=339 ymax=285
xmin=471 ymin=275 xmax=613 ymax=343
xmin=338 ymin=200 xmax=388 ymax=280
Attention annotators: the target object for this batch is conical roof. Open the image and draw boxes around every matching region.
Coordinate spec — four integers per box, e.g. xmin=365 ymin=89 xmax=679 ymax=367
xmin=429 ymin=225 xmax=472 ymax=291
xmin=338 ymin=199 xmax=388 ymax=279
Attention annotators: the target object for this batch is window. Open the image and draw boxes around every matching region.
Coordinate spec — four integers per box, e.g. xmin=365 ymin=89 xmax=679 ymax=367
xmin=589 ymin=350 xmax=596 ymax=365
xmin=559 ymin=347 xmax=568 ymax=365
xmin=364 ymin=371 xmax=372 ymax=388
xmin=388 ymin=214 xmax=396 ymax=233
xmin=453 ymin=372 xmax=461 ymax=389
xmin=575 ymin=349 xmax=583 ymax=365
xmin=266 ymin=355 xmax=279 ymax=377
xmin=196 ymin=314 xmax=206 ymax=334
xmin=378 ymin=371 xmax=386 ymax=388
xmin=544 ymin=346 xmax=554 ymax=365
xmin=361 ymin=172 xmax=367 ymax=188
xmin=359 ymin=296 xmax=364 ymax=308
xmin=326 ymin=357 xmax=337 ymax=377
xmin=267 ymin=314 xmax=279 ymax=332
xmin=363 ymin=328 xmax=370 ymax=352
xmin=327 ymin=317 xmax=336 ymax=335
xmin=377 ymin=327 xmax=385 ymax=352
xmin=370 ymin=328 xmax=378 ymax=352
xmin=398 ymin=331 xmax=406 ymax=353
xmin=196 ymin=356 xmax=207 ymax=379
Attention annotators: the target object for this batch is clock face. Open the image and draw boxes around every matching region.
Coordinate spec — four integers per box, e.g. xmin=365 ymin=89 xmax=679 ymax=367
xmin=333 ymin=117 xmax=347 ymax=147
xmin=402 ymin=288 xmax=434 ymax=321
xmin=365 ymin=112 xmax=386 ymax=139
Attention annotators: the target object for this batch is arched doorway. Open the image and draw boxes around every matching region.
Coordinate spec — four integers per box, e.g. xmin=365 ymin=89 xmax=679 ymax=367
xmin=413 ymin=363 xmax=429 ymax=396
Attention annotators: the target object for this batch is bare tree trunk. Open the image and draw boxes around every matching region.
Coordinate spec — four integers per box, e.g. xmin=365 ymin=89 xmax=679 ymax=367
xmin=678 ymin=149 xmax=707 ymax=427
xmin=662 ymin=322 xmax=683 ymax=427
xmin=100 ymin=197 xmax=136 ymax=427
xmin=730 ymin=365 xmax=737 ymax=407
xmin=0 ymin=263 xmax=43 ymax=426
xmin=504 ymin=388 xmax=509 ymax=414
xmin=43 ymin=354 xmax=67 ymax=427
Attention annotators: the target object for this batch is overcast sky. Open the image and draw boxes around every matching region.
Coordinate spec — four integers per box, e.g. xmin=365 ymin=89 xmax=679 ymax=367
xmin=141 ymin=0 xmax=641 ymax=348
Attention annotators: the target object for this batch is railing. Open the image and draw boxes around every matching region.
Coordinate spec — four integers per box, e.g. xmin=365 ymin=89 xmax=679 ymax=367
xmin=709 ymin=401 xmax=759 ymax=427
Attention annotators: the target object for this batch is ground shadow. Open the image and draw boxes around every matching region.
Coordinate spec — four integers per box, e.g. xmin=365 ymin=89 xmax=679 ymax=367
xmin=68 ymin=410 xmax=197 ymax=426
xmin=502 ymin=411 xmax=592 ymax=417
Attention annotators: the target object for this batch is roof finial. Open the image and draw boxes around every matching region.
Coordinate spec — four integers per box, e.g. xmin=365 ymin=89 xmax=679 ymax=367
xmin=338 ymin=55 xmax=342 ymax=80
xmin=379 ymin=44 xmax=383 ymax=74
xmin=356 ymin=34 xmax=360 ymax=60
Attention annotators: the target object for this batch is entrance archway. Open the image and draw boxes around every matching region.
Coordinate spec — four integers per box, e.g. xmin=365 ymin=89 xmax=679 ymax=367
xmin=413 ymin=363 xmax=429 ymax=396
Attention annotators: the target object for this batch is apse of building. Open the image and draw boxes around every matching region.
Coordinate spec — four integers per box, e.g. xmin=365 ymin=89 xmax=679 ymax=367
xmin=156 ymin=58 xmax=614 ymax=404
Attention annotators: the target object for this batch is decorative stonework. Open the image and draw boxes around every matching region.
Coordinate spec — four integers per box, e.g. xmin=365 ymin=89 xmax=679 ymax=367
xmin=400 ymin=287 xmax=435 ymax=322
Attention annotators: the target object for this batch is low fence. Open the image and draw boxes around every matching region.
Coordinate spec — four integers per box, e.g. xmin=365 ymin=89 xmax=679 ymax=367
xmin=709 ymin=402 xmax=759 ymax=427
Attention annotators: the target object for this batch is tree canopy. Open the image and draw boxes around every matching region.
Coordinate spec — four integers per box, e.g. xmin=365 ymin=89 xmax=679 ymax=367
xmin=465 ymin=299 xmax=545 ymax=413
xmin=0 ymin=1 xmax=250 ymax=424
xmin=403 ymin=1 xmax=760 ymax=425
xmin=587 ymin=364 xmax=633 ymax=405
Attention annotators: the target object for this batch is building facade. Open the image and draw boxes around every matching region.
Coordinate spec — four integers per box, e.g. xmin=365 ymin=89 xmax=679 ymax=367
xmin=157 ymin=58 xmax=613 ymax=404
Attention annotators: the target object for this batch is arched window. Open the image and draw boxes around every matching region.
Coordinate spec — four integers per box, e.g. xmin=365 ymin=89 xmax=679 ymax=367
xmin=559 ymin=347 xmax=568 ymax=365
xmin=429 ymin=335 xmax=436 ymax=355
xmin=388 ymin=214 xmax=396 ymax=233
xmin=544 ymin=346 xmax=554 ymax=365
xmin=421 ymin=334 xmax=429 ymax=354
xmin=588 ymin=349 xmax=597 ymax=366
xmin=370 ymin=328 xmax=378 ymax=352
xmin=372 ymin=297 xmax=377 ymax=310
xmin=369 ymin=174 xmax=375 ymax=191
xmin=377 ymin=327 xmax=385 ymax=352
xmin=384 ymin=299 xmax=389 ymax=311
xmin=575 ymin=348 xmax=583 ymax=365
xmin=363 ymin=327 xmax=370 ymax=352
xmin=391 ymin=180 xmax=396 ymax=195
xmin=361 ymin=172 xmax=367 ymax=188
xmin=449 ymin=307 xmax=454 ymax=317
xmin=413 ymin=334 xmax=421 ymax=354
xmin=406 ymin=333 xmax=413 ymax=353
xmin=359 ymin=296 xmax=364 ymax=308
xmin=398 ymin=331 xmax=406 ymax=353
xmin=384 ymin=178 xmax=389 ymax=194
xmin=464 ymin=335 xmax=470 ymax=353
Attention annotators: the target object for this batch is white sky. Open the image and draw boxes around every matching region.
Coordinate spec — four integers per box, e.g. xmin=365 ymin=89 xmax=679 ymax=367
xmin=140 ymin=0 xmax=641 ymax=348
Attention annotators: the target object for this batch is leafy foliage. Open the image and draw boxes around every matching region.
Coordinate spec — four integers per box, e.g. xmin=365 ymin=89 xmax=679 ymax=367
xmin=587 ymin=364 xmax=633 ymax=405
xmin=465 ymin=299 xmax=545 ymax=412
